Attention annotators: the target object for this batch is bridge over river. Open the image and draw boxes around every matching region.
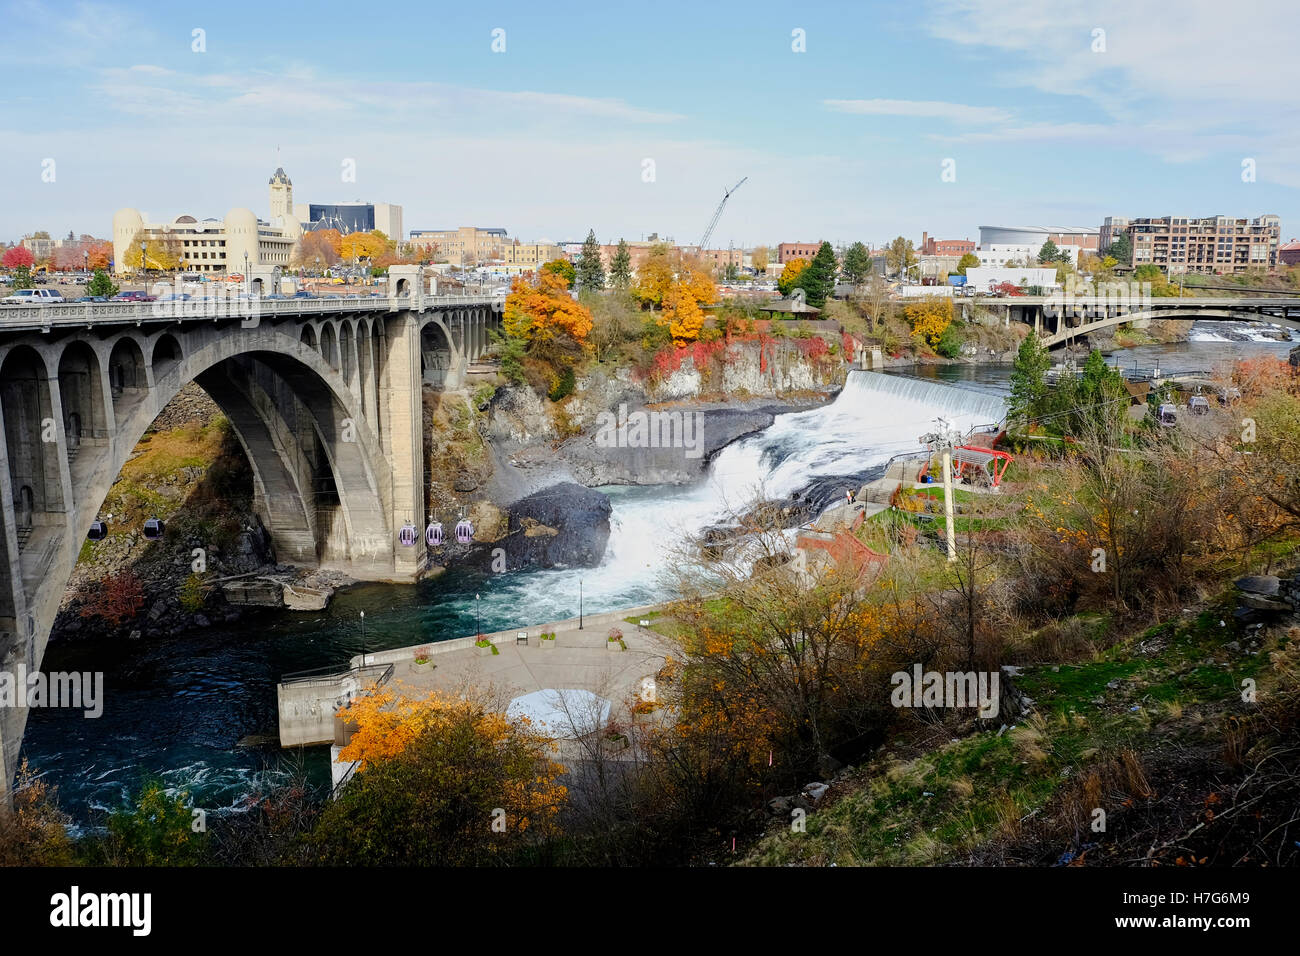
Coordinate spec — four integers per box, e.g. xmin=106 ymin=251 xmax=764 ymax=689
xmin=961 ymin=294 xmax=1300 ymax=349
xmin=0 ymin=265 xmax=499 ymax=798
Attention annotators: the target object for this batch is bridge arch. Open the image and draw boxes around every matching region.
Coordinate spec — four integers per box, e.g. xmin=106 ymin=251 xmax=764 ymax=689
xmin=300 ymin=324 xmax=317 ymax=350
xmin=420 ymin=319 xmax=455 ymax=387
xmin=0 ymin=345 xmax=65 ymax=541
xmin=56 ymin=341 xmax=107 ymax=453
xmin=1042 ymin=308 xmax=1300 ymax=349
xmin=107 ymin=337 xmax=147 ymax=414
xmin=320 ymin=322 xmax=339 ymax=371
xmin=340 ymin=321 xmax=356 ymax=390
xmin=151 ymin=333 xmax=184 ymax=382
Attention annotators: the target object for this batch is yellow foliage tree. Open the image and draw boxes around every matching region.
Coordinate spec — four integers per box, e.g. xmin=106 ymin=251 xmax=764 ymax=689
xmin=903 ymin=296 xmax=953 ymax=348
xmin=661 ymin=259 xmax=716 ymax=346
xmin=777 ymin=258 xmax=808 ymax=295
xmin=339 ymin=230 xmax=393 ymax=262
xmin=122 ymin=231 xmax=183 ymax=271
xmin=633 ymin=243 xmax=675 ymax=306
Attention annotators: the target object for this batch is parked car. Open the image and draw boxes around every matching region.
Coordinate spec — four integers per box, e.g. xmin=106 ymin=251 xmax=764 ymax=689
xmin=112 ymin=290 xmax=156 ymax=302
xmin=156 ymin=293 xmax=192 ymax=302
xmin=291 ymin=290 xmax=317 ymax=299
xmin=75 ymin=295 xmax=109 ymax=303
xmin=2 ymin=288 xmax=65 ymax=304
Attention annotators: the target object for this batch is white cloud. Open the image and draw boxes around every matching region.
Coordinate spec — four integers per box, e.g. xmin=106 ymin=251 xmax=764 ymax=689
xmin=824 ymin=98 xmax=1012 ymax=125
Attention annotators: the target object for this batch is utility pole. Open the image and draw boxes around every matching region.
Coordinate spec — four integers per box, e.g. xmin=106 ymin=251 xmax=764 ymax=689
xmin=921 ymin=417 xmax=963 ymax=562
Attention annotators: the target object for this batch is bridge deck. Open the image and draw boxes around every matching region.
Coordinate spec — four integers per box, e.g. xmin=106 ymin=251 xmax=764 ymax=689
xmin=0 ymin=293 xmax=499 ymax=333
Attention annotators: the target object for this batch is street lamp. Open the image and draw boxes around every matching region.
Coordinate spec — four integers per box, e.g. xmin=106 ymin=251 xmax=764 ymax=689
xmin=475 ymin=593 xmax=481 ymax=637
xmin=139 ymin=240 xmax=146 ymax=294
xmin=82 ymin=250 xmax=88 ymax=280
xmin=359 ymin=610 xmax=366 ymax=665
xmin=244 ymin=252 xmax=250 ymax=297
xmin=578 ymin=578 xmax=584 ymax=630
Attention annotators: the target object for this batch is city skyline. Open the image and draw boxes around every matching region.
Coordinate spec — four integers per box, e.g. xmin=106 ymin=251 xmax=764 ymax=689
xmin=2 ymin=0 xmax=1299 ymax=246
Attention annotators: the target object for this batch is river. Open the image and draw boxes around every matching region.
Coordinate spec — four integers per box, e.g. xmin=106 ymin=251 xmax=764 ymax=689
xmin=18 ymin=320 xmax=1296 ymax=822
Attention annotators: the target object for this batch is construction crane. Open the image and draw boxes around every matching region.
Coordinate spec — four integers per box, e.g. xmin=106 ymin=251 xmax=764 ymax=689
xmin=698 ymin=177 xmax=747 ymax=250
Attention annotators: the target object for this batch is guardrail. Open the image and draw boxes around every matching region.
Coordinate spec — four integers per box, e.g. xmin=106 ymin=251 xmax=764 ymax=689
xmin=279 ymin=661 xmax=394 ymax=688
xmin=0 ymin=293 xmax=500 ymax=329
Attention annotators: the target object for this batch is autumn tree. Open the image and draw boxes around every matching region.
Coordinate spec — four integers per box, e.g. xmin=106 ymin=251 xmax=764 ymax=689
xmin=500 ymin=267 xmax=593 ymax=394
xmin=122 ymin=231 xmax=182 ymax=271
xmin=294 ymin=231 xmax=341 ymax=270
xmin=886 ymin=236 xmax=917 ymax=278
xmin=575 ymin=229 xmax=606 ymax=293
xmin=750 ymin=246 xmax=770 ymax=275
xmin=609 ymin=238 xmax=633 ymax=289
xmin=2 ymin=246 xmax=35 ymax=270
xmin=339 ymin=230 xmax=393 ymax=263
xmin=540 ymin=258 xmax=575 ymax=289
xmin=956 ymin=252 xmax=980 ymax=275
xmin=80 ymin=569 xmax=146 ymax=627
xmin=903 ymin=296 xmax=953 ymax=348
xmin=632 ymin=243 xmax=674 ymax=306
xmin=313 ymin=689 xmax=567 ymax=865
xmin=776 ymin=257 xmax=808 ymax=295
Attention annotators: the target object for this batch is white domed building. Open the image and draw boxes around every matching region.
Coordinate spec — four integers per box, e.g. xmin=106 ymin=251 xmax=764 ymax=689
xmin=111 ymin=167 xmax=302 ymax=276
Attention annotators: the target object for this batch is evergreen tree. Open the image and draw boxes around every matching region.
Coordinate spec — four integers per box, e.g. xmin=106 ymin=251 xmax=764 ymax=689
xmin=841 ymin=241 xmax=873 ymax=285
xmin=1009 ymin=330 xmax=1051 ymax=421
xmin=86 ymin=269 xmax=119 ymax=298
xmin=575 ymin=229 xmax=605 ymax=293
xmin=609 ymin=238 xmax=632 ymax=290
xmin=795 ymin=240 xmax=838 ymax=307
xmin=1104 ymin=232 xmax=1132 ymax=264
xmin=1037 ymin=239 xmax=1060 ymax=264
xmin=956 ymin=252 xmax=980 ymax=275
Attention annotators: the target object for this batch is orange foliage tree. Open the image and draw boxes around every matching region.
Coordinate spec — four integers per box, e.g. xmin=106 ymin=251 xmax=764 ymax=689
xmin=315 ymin=688 xmax=568 ymax=864
xmin=503 ymin=269 xmax=593 ymax=345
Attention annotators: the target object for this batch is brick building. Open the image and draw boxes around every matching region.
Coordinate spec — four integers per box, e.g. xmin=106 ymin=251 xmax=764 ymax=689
xmin=777 ymin=242 xmax=820 ymax=264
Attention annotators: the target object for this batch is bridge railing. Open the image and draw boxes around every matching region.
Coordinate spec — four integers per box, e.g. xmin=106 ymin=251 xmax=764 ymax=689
xmin=0 ymin=293 xmax=500 ymax=330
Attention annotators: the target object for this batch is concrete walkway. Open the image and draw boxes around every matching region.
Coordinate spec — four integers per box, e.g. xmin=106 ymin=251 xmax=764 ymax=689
xmin=345 ymin=604 xmax=673 ymax=747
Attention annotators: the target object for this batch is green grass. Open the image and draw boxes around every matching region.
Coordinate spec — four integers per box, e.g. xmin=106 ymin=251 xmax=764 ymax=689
xmin=741 ymin=599 xmax=1277 ymax=867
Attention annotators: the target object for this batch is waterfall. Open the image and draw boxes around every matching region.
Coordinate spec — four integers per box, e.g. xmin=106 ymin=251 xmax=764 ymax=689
xmin=494 ymin=369 xmax=1009 ymax=615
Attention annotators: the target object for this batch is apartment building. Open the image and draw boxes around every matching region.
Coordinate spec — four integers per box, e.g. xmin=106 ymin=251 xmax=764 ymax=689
xmin=501 ymin=240 xmax=564 ymax=274
xmin=1103 ymin=215 xmax=1281 ymax=274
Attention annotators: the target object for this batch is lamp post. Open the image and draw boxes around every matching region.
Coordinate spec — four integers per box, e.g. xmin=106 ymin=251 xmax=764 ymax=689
xmin=244 ymin=252 xmax=250 ymax=297
xmin=475 ymin=593 xmax=481 ymax=637
xmin=139 ymin=240 xmax=146 ymax=295
xmin=578 ymin=578 xmax=583 ymax=630
xmin=82 ymin=250 xmax=88 ymax=282
xmin=921 ymin=417 xmax=961 ymax=563
xmin=359 ymin=610 xmax=366 ymax=665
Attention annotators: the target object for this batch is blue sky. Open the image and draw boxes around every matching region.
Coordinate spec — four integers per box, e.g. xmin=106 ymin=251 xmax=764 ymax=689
xmin=2 ymin=0 xmax=1298 ymax=248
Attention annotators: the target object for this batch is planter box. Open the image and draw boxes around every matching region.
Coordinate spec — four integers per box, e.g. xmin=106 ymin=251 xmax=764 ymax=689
xmin=541 ymin=638 xmax=556 ymax=650
xmin=476 ymin=644 xmax=494 ymax=657
xmin=604 ymin=735 xmax=629 ymax=753
xmin=607 ymin=639 xmax=624 ymax=652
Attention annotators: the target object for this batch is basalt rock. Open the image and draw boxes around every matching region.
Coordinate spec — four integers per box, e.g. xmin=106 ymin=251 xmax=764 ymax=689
xmin=461 ymin=482 xmax=612 ymax=572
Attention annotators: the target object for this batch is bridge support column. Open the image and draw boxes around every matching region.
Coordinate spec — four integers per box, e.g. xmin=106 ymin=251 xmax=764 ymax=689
xmin=381 ymin=312 xmax=425 ymax=581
